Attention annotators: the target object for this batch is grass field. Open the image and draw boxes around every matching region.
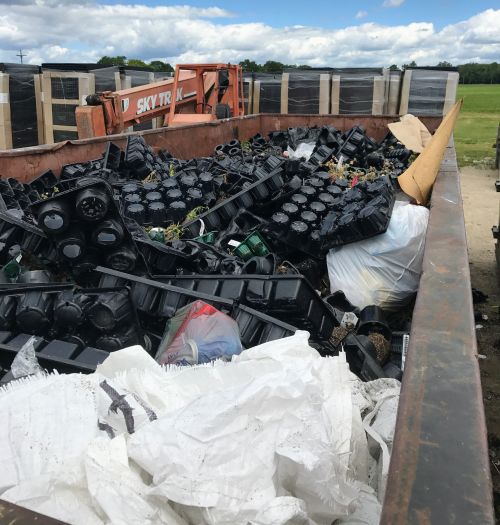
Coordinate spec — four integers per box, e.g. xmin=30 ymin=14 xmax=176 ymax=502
xmin=454 ymin=84 xmax=500 ymax=166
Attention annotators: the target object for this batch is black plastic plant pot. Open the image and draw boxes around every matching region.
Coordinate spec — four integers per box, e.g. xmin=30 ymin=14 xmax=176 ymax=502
xmin=147 ymin=202 xmax=167 ymax=225
xmin=168 ymin=201 xmax=187 ymax=222
xmin=129 ymin=281 xmax=159 ymax=314
xmin=214 ymin=144 xmax=225 ymax=156
xmin=143 ymin=181 xmax=159 ymax=193
xmin=366 ymin=195 xmax=389 ymax=210
xmin=309 ymin=201 xmax=327 ymax=217
xmin=343 ymin=202 xmax=363 ymax=216
xmin=198 ymin=172 xmax=214 ymax=191
xmin=91 ymin=219 xmax=124 ymax=248
xmin=219 ymin=200 xmax=238 ymax=222
xmin=339 ymin=142 xmax=357 ymax=159
xmin=242 ymin=254 xmax=275 ymax=275
xmin=200 ymin=212 xmax=222 ymax=232
xmin=16 ymin=291 xmax=53 ymax=334
xmin=122 ymin=182 xmax=142 ymax=197
xmin=308 ymin=229 xmax=321 ymax=249
xmin=237 ymin=191 xmax=254 ymax=209
xmin=0 ymin=295 xmax=16 ymax=329
xmin=330 ymin=196 xmax=346 ymax=214
xmin=165 ymin=188 xmax=182 ymax=203
xmin=56 ymin=226 xmax=86 ymax=261
xmin=306 ymin=178 xmax=324 ymax=191
xmin=124 ymin=193 xmax=141 ymax=206
xmin=265 ymin=172 xmax=285 ymax=193
xmin=357 ymin=206 xmax=387 ymax=236
xmin=75 ymin=187 xmax=110 ymax=222
xmin=320 ymin=211 xmax=339 ymax=237
xmin=334 ymin=178 xmax=349 ymax=190
xmin=8 ymin=178 xmax=23 ymax=193
xmin=291 ymin=193 xmax=308 ymax=208
xmin=16 ymin=195 xmax=31 ymax=211
xmin=37 ymin=199 xmax=72 ymax=235
xmin=105 ymin=246 xmax=137 ymax=272
xmin=145 ymin=191 xmax=162 ymax=204
xmin=335 ymin=213 xmax=361 ymax=244
xmin=355 ymin=181 xmax=369 ymax=195
xmin=299 ymin=185 xmax=317 ymax=200
xmin=179 ymin=173 xmax=198 ymax=190
xmin=271 ymin=212 xmax=290 ymax=232
xmin=326 ymin=185 xmax=343 ymax=198
xmin=96 ymin=325 xmax=139 ymax=352
xmin=27 ymin=190 xmax=41 ymax=203
xmin=250 ymin=183 xmax=270 ymax=201
xmin=196 ymin=252 xmax=221 ymax=274
xmin=220 ymin=257 xmax=242 ymax=275
xmin=88 ymin=291 xmax=132 ymax=333
xmin=32 ymin=169 xmax=58 ymax=191
xmin=316 ymin=171 xmax=331 ymax=184
xmin=125 ymin=203 xmax=147 ymax=224
xmin=187 ymin=188 xmax=203 ymax=206
xmin=367 ymin=177 xmax=389 ymax=196
xmin=344 ymin=187 xmax=364 ymax=203
xmin=357 ymin=305 xmax=392 ymax=341
xmin=53 ymin=291 xmax=90 ymax=328
xmin=343 ymin=333 xmax=385 ymax=381
xmin=71 ymin=250 xmax=101 ymax=283
xmin=161 ymin=178 xmax=179 ymax=192
xmin=383 ymin=361 xmax=403 ymax=380
xmin=136 ymin=240 xmax=185 ymax=274
xmin=300 ymin=210 xmax=318 ymax=227
xmin=281 ymin=202 xmax=299 ymax=217
xmin=290 ymin=221 xmax=309 ymax=242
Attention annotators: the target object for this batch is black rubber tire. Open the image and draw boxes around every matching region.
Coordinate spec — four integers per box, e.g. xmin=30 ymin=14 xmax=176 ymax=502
xmin=215 ymin=103 xmax=231 ymax=119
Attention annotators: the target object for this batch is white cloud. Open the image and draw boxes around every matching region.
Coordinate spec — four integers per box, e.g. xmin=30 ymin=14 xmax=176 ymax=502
xmin=355 ymin=10 xmax=368 ymax=19
xmin=0 ymin=3 xmax=498 ymax=68
xmin=383 ymin=0 xmax=405 ymax=7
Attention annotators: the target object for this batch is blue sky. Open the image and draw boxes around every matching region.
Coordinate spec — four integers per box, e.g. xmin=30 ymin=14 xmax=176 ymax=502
xmin=0 ymin=1 xmax=498 ymax=66
xmin=101 ymin=0 xmax=496 ymax=30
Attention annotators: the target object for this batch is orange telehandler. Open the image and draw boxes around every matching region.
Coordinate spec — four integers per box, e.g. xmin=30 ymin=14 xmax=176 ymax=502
xmin=75 ymin=63 xmax=244 ymax=139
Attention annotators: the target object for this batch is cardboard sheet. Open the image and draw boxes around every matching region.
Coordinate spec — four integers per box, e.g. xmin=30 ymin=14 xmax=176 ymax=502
xmin=398 ymin=99 xmax=462 ymax=205
xmin=388 ymin=114 xmax=432 ymax=153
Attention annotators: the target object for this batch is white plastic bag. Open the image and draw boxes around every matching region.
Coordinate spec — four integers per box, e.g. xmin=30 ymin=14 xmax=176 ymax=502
xmin=0 ymin=373 xmax=101 ymax=492
xmin=287 ymin=142 xmax=315 ymax=160
xmin=11 ymin=336 xmax=43 ymax=378
xmin=128 ymin=332 xmax=360 ymax=524
xmin=327 ymin=201 xmax=429 ymax=310
xmin=0 ymin=336 xmax=400 ymax=525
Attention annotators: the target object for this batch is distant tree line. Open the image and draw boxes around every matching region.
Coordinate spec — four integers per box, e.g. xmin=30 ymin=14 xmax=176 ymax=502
xmin=456 ymin=63 xmax=500 ymax=84
xmin=97 ymin=56 xmax=174 ymax=72
xmin=98 ymin=56 xmax=500 ymax=83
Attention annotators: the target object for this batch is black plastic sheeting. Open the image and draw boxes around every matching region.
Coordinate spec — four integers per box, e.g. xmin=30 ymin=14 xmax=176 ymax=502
xmin=406 ymin=69 xmax=449 ymax=116
xmin=91 ymin=66 xmax=119 ymax=93
xmin=0 ymin=63 xmax=40 ymax=148
xmin=254 ymin=73 xmax=281 ymax=113
xmin=287 ymin=71 xmax=324 ymax=114
xmin=332 ymin=69 xmax=386 ymax=115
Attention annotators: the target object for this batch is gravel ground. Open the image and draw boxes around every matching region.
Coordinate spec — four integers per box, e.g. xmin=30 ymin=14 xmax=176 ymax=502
xmin=461 ymin=166 xmax=500 ymax=521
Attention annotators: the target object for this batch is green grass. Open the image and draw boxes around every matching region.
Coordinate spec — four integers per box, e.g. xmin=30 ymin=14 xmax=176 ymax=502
xmin=455 ymin=84 xmax=500 ymax=167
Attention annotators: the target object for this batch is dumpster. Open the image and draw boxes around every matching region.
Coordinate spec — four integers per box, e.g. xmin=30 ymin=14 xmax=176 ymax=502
xmin=0 ymin=114 xmax=494 ymax=524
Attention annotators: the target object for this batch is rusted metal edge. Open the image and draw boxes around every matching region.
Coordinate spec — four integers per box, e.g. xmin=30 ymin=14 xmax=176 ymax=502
xmin=0 ymin=114 xmax=442 ymax=183
xmin=381 ymin=142 xmax=494 ymax=524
